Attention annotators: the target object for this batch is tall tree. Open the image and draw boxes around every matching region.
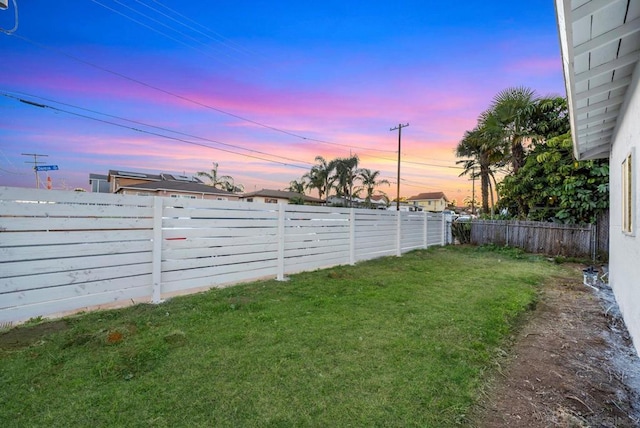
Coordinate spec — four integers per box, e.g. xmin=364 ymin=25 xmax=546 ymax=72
xmin=331 ymin=155 xmax=360 ymax=207
xmin=304 ymin=156 xmax=335 ymax=201
xmin=286 ymin=178 xmax=306 ymax=194
xmin=356 ymin=168 xmax=390 ymax=208
xmin=197 ymin=162 xmax=239 ymax=191
xmin=456 ymin=118 xmax=504 ymax=214
xmin=488 ymin=86 xmax=539 ymax=174
xmin=496 ymin=132 xmax=609 ymax=224
xmin=529 ymin=96 xmax=570 ymax=141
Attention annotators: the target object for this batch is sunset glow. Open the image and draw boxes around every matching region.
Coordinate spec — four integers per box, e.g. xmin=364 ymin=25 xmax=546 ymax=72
xmin=0 ymin=1 xmax=565 ymax=202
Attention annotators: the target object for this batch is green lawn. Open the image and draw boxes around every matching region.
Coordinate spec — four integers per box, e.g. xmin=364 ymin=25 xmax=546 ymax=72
xmin=0 ymin=246 xmax=569 ymax=427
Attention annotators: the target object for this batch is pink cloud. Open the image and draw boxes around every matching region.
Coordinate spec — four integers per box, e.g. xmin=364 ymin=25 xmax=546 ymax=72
xmin=505 ymin=57 xmax=562 ymax=76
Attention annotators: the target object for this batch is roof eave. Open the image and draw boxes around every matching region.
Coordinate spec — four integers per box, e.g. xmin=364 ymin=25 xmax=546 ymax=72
xmin=555 ymin=0 xmax=584 ymax=160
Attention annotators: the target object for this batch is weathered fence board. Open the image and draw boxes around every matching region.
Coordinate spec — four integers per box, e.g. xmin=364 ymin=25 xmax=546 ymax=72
xmin=0 ymin=187 xmax=445 ymax=324
xmin=469 ymin=219 xmax=606 ymax=258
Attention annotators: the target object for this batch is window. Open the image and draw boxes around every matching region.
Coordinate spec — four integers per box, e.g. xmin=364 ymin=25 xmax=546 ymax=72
xmin=170 ymin=194 xmax=196 ymax=199
xmin=622 ymin=150 xmax=634 ymax=234
xmin=265 ymin=198 xmax=278 ymax=204
xmin=246 ymin=198 xmax=254 ymax=202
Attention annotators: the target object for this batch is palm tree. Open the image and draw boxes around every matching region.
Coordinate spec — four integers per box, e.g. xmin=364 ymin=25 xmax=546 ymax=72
xmin=356 ymin=168 xmax=390 ymax=208
xmin=286 ymin=178 xmax=306 ymax=194
xmin=456 ymin=121 xmax=504 ymax=214
xmin=488 ymin=86 xmax=539 ymax=174
xmin=197 ymin=162 xmax=239 ymax=191
xmin=331 ymin=155 xmax=360 ymax=207
xmin=304 ymin=156 xmax=335 ymax=201
xmin=221 ymin=179 xmax=244 ymax=193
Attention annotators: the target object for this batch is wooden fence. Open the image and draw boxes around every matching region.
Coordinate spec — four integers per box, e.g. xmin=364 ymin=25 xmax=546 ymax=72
xmin=0 ymin=187 xmax=445 ymax=325
xmin=470 ymin=219 xmax=608 ymax=259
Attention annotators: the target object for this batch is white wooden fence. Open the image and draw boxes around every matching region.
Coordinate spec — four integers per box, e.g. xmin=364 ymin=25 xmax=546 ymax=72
xmin=0 ymin=187 xmax=445 ymax=325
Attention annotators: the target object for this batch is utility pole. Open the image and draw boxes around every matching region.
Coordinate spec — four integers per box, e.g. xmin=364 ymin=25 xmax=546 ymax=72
xmin=22 ymin=153 xmax=48 ymax=189
xmin=390 ymin=123 xmax=409 ymax=211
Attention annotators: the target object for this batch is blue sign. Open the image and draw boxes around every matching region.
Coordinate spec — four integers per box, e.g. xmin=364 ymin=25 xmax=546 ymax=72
xmin=35 ymin=165 xmax=59 ymax=171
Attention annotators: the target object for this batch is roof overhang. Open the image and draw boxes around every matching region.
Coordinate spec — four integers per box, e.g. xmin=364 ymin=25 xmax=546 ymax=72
xmin=555 ymin=0 xmax=640 ymax=160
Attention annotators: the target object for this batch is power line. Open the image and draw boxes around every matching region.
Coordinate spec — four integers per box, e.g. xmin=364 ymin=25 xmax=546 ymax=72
xmin=4 ymin=93 xmax=311 ymax=171
xmin=7 ymin=90 xmax=313 ymax=166
xmin=134 ymin=0 xmax=262 ymax=61
xmin=88 ymin=0 xmax=244 ymax=70
xmin=7 ymin=33 xmax=396 ymax=155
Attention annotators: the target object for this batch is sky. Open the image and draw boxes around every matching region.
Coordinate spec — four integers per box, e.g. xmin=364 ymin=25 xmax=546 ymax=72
xmin=0 ymin=1 xmax=566 ymax=203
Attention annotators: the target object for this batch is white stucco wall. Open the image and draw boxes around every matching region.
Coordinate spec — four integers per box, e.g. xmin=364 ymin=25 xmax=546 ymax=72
xmin=609 ymin=64 xmax=640 ymax=355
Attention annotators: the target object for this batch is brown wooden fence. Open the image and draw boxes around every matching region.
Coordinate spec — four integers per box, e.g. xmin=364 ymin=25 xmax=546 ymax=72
xmin=469 ymin=217 xmax=609 ymax=260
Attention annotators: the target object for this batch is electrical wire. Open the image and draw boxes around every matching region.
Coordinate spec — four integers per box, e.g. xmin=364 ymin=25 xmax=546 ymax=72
xmin=6 ymin=34 xmax=396 ymax=155
xmin=3 ymin=92 xmax=460 ymax=191
xmin=2 ymin=92 xmax=312 ymax=171
xmin=7 ymin=90 xmax=313 ymax=166
xmin=88 ymin=0 xmax=239 ymax=69
xmin=134 ymin=0 xmax=260 ymax=60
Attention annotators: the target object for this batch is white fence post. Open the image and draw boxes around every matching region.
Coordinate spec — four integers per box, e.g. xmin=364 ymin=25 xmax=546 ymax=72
xmin=277 ymin=203 xmax=286 ymax=281
xmin=441 ymin=213 xmax=446 ymax=246
xmin=424 ymin=211 xmax=428 ymax=248
xmin=396 ymin=210 xmax=402 ymax=256
xmin=151 ymin=196 xmax=163 ymax=303
xmin=349 ymin=209 xmax=356 ymax=265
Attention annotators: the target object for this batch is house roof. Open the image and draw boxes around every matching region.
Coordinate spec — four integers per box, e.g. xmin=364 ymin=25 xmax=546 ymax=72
xmin=241 ymin=189 xmax=323 ymax=203
xmin=407 ymin=192 xmax=449 ymax=202
xmin=108 ymin=170 xmax=163 ymax=182
xmin=117 ymin=180 xmax=235 ymax=195
xmin=555 ymin=0 xmax=640 ymax=160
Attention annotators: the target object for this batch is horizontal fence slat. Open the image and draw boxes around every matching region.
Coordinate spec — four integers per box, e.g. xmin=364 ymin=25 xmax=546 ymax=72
xmin=0 ymin=285 xmax=152 ymax=324
xmin=1 ymin=263 xmax=152 ymax=294
xmin=0 ymin=217 xmax=153 ymax=231
xmin=161 ymin=259 xmax=278 ymax=284
xmin=3 ymin=252 xmax=152 ymax=278
xmin=0 ymin=230 xmax=152 ymax=247
xmin=1 ymin=274 xmax=152 ymax=309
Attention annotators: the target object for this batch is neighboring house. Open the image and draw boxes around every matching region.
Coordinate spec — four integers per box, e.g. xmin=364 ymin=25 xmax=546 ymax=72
xmin=89 ymin=173 xmax=109 ymax=193
xmin=115 ymin=180 xmax=238 ymax=201
xmin=98 ymin=169 xmax=237 ymax=200
xmin=406 ymin=191 xmax=449 ymax=212
xmin=385 ymin=203 xmax=423 ymax=212
xmin=369 ymin=194 xmax=390 ymax=209
xmin=556 ymin=0 xmax=640 ymax=354
xmin=107 ymin=170 xmax=163 ymax=193
xmin=241 ymin=189 xmax=323 ymax=204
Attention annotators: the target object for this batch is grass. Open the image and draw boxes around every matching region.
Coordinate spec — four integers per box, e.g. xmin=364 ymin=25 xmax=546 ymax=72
xmin=0 ymin=246 xmax=569 ymax=427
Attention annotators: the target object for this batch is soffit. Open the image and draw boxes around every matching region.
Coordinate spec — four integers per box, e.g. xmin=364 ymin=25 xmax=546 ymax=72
xmin=556 ymin=0 xmax=640 ymax=160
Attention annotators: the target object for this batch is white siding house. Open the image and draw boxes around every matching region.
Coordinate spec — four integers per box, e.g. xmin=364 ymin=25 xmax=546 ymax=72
xmin=556 ymin=0 xmax=640 ymax=354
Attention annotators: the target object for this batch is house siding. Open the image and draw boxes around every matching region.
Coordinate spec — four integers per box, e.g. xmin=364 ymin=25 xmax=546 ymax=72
xmin=412 ymin=198 xmax=447 ymax=212
xmin=609 ymin=63 xmax=640 ymax=355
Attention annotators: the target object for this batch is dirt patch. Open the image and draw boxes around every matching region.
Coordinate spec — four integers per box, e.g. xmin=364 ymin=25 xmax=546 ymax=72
xmin=475 ymin=266 xmax=640 ymax=427
xmin=0 ymin=319 xmax=69 ymax=351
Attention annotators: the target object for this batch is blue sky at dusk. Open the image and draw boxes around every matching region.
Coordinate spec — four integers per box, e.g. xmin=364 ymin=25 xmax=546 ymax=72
xmin=1 ymin=1 xmax=565 ymax=200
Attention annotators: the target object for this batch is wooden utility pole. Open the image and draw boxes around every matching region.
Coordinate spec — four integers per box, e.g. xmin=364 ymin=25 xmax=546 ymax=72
xmin=390 ymin=123 xmax=409 ymax=211
xmin=22 ymin=153 xmax=48 ymax=189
